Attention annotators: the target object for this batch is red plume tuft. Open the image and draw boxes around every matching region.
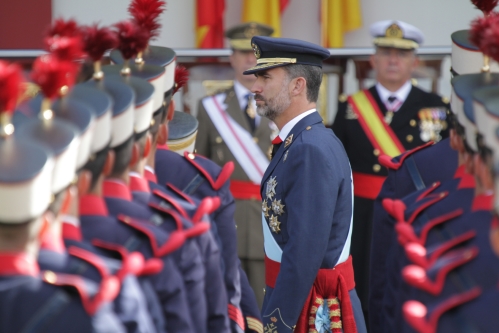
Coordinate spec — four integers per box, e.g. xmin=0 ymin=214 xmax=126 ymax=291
xmin=128 ymin=0 xmax=166 ymax=41
xmin=471 ymin=0 xmax=499 ymax=15
xmin=31 ymin=55 xmax=78 ymax=99
xmin=114 ymin=20 xmax=150 ymax=60
xmin=45 ymin=36 xmax=84 ymax=62
xmin=174 ymin=65 xmax=189 ymax=95
xmin=471 ymin=13 xmax=499 ymax=62
xmin=46 ymin=18 xmax=81 ymax=38
xmin=0 ymin=61 xmax=24 ymax=114
xmin=81 ymin=24 xmax=118 ymax=62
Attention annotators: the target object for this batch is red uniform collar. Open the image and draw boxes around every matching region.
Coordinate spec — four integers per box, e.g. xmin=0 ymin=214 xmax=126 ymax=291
xmin=157 ymin=144 xmax=169 ymax=151
xmin=457 ymin=172 xmax=476 ymax=189
xmin=144 ymin=167 xmax=157 ymax=184
xmin=472 ymin=193 xmax=493 ymax=212
xmin=40 ymin=230 xmax=66 ymax=253
xmin=79 ymin=195 xmax=109 ymax=216
xmin=103 ymin=179 xmax=133 ymax=201
xmin=0 ymin=253 xmax=39 ymax=277
xmin=129 ymin=173 xmax=151 ymax=193
xmin=453 ymin=165 xmax=466 ymax=179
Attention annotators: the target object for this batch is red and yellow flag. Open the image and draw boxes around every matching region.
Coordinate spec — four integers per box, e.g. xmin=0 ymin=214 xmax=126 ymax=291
xmin=196 ymin=0 xmax=225 ymax=48
xmin=241 ymin=0 xmax=290 ymax=37
xmin=321 ymin=0 xmax=362 ymax=48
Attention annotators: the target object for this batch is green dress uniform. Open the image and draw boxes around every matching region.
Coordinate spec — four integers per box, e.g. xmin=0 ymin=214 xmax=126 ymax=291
xmin=196 ymin=85 xmax=274 ymax=306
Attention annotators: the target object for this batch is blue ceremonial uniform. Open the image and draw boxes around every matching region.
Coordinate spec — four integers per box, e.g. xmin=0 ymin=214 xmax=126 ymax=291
xmin=128 ymin=173 xmax=231 ymax=333
xmin=153 ymin=149 xmax=247 ymax=332
xmin=378 ymin=173 xmax=476 ymax=332
xmin=260 ymin=111 xmax=365 ymax=332
xmin=81 ymin=192 xmax=194 ymax=332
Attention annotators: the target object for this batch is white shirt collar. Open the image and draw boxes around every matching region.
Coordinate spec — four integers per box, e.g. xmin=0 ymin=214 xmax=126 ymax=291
xmin=375 ymin=81 xmax=412 ymax=105
xmin=278 ymin=109 xmax=317 ymax=141
xmin=145 ymin=165 xmax=155 ymax=175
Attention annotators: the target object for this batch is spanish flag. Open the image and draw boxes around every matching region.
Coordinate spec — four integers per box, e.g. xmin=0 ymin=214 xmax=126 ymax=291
xmin=242 ymin=0 xmax=289 ymax=37
xmin=321 ymin=0 xmax=362 ymax=48
xmin=196 ymin=0 xmax=225 ymax=48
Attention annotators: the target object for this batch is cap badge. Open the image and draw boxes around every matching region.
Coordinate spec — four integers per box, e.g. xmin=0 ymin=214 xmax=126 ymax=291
xmin=245 ymin=24 xmax=259 ymax=38
xmin=385 ymin=24 xmax=403 ymax=39
xmin=252 ymin=42 xmax=261 ymax=59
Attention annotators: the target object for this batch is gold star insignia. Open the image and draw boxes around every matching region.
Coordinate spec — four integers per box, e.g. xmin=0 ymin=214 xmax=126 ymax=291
xmin=266 ymin=176 xmax=277 ymax=200
xmin=269 ymin=215 xmax=281 ymax=233
xmin=271 ymin=199 xmax=285 ymax=215
xmin=262 ymin=200 xmax=270 ymax=218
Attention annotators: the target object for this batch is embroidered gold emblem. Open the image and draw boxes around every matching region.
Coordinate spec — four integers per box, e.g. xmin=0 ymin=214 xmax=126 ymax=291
xmin=385 ymin=23 xmax=403 ymax=38
xmin=345 ymin=104 xmax=358 ymax=119
xmin=252 ymin=43 xmax=261 ymax=59
xmin=271 ymin=199 xmax=285 ymax=215
xmin=269 ymin=215 xmax=281 ymax=233
xmin=266 ymin=176 xmax=277 ymax=200
xmin=283 ymin=150 xmax=289 ymax=161
xmin=264 ymin=323 xmax=277 ymax=333
xmin=244 ymin=23 xmax=259 ymax=38
xmin=262 ymin=200 xmax=270 ymax=218
xmin=384 ymin=110 xmax=394 ymax=124
xmin=284 ymin=134 xmax=293 ymax=148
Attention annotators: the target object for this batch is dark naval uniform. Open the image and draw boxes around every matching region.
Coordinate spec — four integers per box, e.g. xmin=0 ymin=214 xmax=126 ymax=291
xmin=332 ymin=84 xmax=450 ymax=316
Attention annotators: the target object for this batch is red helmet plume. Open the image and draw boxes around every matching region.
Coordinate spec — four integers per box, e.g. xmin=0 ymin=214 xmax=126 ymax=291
xmin=81 ymin=24 xmax=118 ymax=62
xmin=31 ymin=55 xmax=78 ymax=100
xmin=0 ymin=61 xmax=25 ymax=114
xmin=114 ymin=20 xmax=149 ymax=60
xmin=173 ymin=65 xmax=189 ymax=95
xmin=46 ymin=18 xmax=81 ymax=38
xmin=471 ymin=0 xmax=499 ymax=15
xmin=471 ymin=13 xmax=499 ymax=61
xmin=44 ymin=18 xmax=84 ymax=62
xmin=128 ymin=0 xmax=166 ymax=41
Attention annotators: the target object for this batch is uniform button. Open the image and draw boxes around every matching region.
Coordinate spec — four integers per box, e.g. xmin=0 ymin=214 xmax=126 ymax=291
xmin=406 ymin=135 xmax=414 ymax=143
xmin=306 ymin=126 xmax=312 ymax=130
xmin=410 ymin=119 xmax=417 ymax=127
xmin=253 ymin=137 xmax=259 ymax=143
xmin=188 ymin=153 xmax=195 ymax=160
xmin=373 ymin=164 xmax=381 ymax=172
xmin=263 ymin=288 xmax=266 ymax=295
xmin=373 ymin=149 xmax=380 ymax=156
xmin=215 ymin=136 xmax=223 ymax=144
xmin=44 ymin=271 xmax=57 ymax=283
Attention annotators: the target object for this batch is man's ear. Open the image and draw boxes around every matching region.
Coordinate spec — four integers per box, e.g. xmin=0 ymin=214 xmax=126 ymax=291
xmin=103 ymin=150 xmax=115 ymax=177
xmin=143 ymin=134 xmax=152 ymax=158
xmin=129 ymin=143 xmax=139 ymax=167
xmin=290 ymin=77 xmax=306 ymax=97
xmin=158 ymin=123 xmax=168 ymax=145
xmin=77 ymin=170 xmax=92 ymax=196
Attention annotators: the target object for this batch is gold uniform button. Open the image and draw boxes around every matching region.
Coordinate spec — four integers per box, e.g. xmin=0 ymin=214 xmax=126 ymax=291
xmin=187 ymin=153 xmax=195 ymax=160
xmin=252 ymin=137 xmax=259 ymax=143
xmin=306 ymin=126 xmax=312 ymax=130
xmin=373 ymin=164 xmax=381 ymax=172
xmin=410 ymin=119 xmax=417 ymax=127
xmin=373 ymin=149 xmax=380 ymax=156
xmin=44 ymin=271 xmax=57 ymax=283
xmin=215 ymin=136 xmax=223 ymax=144
xmin=406 ymin=134 xmax=413 ymax=143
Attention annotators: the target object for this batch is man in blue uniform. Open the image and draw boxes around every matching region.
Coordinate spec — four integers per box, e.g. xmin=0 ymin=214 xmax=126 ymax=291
xmin=242 ymin=36 xmax=366 ymax=333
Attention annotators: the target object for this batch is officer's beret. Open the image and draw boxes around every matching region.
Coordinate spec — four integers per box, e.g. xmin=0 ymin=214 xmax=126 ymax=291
xmin=243 ymin=36 xmax=330 ymax=75
xmin=370 ymin=20 xmax=423 ymax=50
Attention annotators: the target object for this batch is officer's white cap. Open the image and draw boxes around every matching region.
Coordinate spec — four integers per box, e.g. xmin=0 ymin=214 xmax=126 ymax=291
xmin=370 ymin=20 xmax=424 ymax=49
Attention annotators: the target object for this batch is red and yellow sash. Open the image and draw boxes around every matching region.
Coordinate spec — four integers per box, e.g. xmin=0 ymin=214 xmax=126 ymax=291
xmin=348 ymin=90 xmax=405 ymax=158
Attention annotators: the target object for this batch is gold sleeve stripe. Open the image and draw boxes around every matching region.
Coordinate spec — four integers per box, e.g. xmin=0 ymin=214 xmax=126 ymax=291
xmin=246 ymin=317 xmax=263 ymax=333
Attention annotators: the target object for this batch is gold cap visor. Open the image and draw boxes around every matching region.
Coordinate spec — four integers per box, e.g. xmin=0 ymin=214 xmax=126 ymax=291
xmin=243 ymin=58 xmax=297 ymax=75
xmin=373 ymin=37 xmax=419 ymax=50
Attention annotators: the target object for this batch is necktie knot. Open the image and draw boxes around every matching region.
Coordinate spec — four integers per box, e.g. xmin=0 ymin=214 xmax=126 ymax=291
xmin=387 ymin=96 xmax=397 ymax=103
xmin=272 ymin=136 xmax=283 ymax=145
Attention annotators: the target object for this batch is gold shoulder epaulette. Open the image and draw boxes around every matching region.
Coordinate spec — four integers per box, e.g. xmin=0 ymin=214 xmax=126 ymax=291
xmin=442 ymin=96 xmax=449 ymax=104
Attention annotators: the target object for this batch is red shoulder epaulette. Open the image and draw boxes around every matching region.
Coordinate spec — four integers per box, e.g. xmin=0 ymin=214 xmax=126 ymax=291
xmin=117 ymin=215 xmax=185 ymax=258
xmin=403 ymin=287 xmax=481 ymax=333
xmin=379 ymin=141 xmax=435 ymax=170
xmin=183 ymin=152 xmax=234 ymax=190
xmin=42 ymin=270 xmax=120 ymax=316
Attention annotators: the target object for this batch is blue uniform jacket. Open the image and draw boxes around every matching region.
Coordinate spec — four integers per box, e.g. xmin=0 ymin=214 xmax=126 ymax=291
xmin=154 ymin=149 xmax=248 ymax=332
xmin=128 ymin=174 xmax=230 ymax=333
xmin=80 ymin=193 xmax=195 ymax=332
xmin=260 ymin=112 xmax=364 ymax=332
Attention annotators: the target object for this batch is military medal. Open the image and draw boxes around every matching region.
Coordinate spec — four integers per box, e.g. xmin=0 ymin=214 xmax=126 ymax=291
xmin=271 ymin=199 xmax=285 ymax=215
xmin=262 ymin=200 xmax=270 ymax=217
xmin=266 ymin=176 xmax=277 ymax=199
xmin=384 ymin=111 xmax=394 ymax=124
xmin=269 ymin=215 xmax=281 ymax=233
xmin=284 ymin=134 xmax=293 ymax=148
xmin=418 ymin=108 xmax=446 ymax=142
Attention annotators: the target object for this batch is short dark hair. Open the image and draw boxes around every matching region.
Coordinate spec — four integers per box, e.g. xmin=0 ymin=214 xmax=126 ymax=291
xmin=83 ymin=145 xmax=110 ymax=191
xmin=282 ymin=64 xmax=323 ymax=103
xmin=111 ymin=135 xmax=134 ymax=177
